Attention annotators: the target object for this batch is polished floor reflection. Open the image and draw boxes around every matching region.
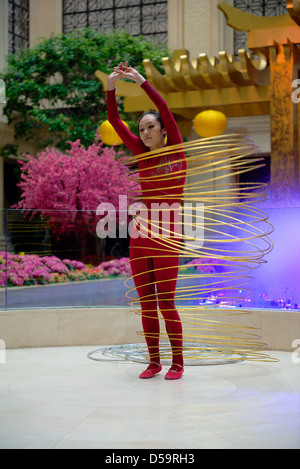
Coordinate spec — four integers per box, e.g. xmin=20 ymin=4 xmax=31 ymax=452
xmin=0 ymin=346 xmax=299 ymax=449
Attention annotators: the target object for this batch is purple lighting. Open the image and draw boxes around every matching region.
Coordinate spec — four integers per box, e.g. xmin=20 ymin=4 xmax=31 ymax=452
xmin=249 ymin=204 xmax=300 ymax=310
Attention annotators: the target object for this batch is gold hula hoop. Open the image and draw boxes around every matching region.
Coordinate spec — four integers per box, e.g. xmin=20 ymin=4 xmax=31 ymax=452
xmin=124 ymin=134 xmax=276 ymax=364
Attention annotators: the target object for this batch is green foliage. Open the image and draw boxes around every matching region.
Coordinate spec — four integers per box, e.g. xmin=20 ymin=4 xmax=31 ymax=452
xmin=0 ymin=29 xmax=171 ymax=156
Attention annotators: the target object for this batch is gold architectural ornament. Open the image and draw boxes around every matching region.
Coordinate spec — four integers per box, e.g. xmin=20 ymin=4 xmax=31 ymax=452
xmin=287 ymin=0 xmax=300 ymax=26
xmin=95 ymin=1 xmax=300 ymax=196
xmin=218 ymin=1 xmax=300 ymax=54
xmin=95 ymin=50 xmax=271 ymax=120
xmin=219 ymin=1 xmax=295 ymax=30
xmin=217 ymin=0 xmax=300 ymax=199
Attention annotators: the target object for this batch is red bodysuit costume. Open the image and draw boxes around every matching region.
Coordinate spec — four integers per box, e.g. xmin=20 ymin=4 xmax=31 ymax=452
xmin=107 ymin=81 xmax=187 ymax=376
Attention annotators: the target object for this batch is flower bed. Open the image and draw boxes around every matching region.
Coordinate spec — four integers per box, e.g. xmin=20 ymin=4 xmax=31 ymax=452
xmin=1 ymin=253 xmax=298 ymax=309
xmin=0 ymin=253 xmax=232 ymax=289
xmin=0 ymin=254 xmax=226 ymax=288
xmin=179 ymin=258 xmax=226 ymax=274
xmin=0 ymin=252 xmax=132 ymax=287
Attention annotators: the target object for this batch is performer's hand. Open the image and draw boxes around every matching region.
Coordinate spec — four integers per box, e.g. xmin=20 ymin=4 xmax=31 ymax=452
xmin=107 ymin=69 xmax=124 ymax=90
xmin=114 ymin=62 xmax=146 ymax=86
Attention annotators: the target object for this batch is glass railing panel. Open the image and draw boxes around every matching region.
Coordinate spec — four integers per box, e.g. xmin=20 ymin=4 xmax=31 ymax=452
xmin=3 ymin=208 xmax=132 ymax=309
xmin=0 ymin=209 xmax=7 ymax=310
xmin=0 ymin=206 xmax=299 ymax=311
xmin=177 ymin=205 xmax=300 ymax=311
xmin=247 ymin=205 xmax=300 ymax=310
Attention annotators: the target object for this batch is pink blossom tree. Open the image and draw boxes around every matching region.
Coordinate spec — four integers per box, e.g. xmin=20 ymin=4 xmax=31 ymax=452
xmin=15 ymin=140 xmax=139 ymax=259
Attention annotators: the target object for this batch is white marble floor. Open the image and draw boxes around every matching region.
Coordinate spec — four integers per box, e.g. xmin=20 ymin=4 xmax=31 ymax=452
xmin=0 ymin=346 xmax=299 ymax=449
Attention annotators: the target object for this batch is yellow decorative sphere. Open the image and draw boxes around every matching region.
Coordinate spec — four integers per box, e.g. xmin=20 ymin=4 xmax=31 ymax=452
xmin=193 ymin=110 xmax=227 ymax=138
xmin=99 ymin=120 xmax=129 ymax=146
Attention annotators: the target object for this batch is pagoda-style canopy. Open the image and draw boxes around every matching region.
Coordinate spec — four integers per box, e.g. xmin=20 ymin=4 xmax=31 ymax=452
xmin=95 ymin=1 xmax=300 ymax=198
xmin=96 ymin=45 xmax=271 ymax=120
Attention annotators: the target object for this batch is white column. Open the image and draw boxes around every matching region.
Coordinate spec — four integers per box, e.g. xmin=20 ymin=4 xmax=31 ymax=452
xmin=226 ymin=115 xmax=271 ymax=153
xmin=180 ymin=0 xmax=233 ymax=59
xmin=168 ymin=0 xmax=185 ymax=51
xmin=210 ymin=0 xmax=234 ymax=56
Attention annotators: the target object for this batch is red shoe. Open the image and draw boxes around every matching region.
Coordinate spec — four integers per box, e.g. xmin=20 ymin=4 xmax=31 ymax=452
xmin=164 ymin=364 xmax=184 ymax=380
xmin=139 ymin=363 xmax=162 ymax=379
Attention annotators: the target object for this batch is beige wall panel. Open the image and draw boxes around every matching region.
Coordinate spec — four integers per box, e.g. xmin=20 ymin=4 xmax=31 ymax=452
xmin=30 ymin=0 xmax=63 ymax=46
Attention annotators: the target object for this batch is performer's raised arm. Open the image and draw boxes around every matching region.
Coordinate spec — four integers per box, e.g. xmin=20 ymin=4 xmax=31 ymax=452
xmin=106 ymin=65 xmax=145 ymax=155
xmin=107 ymin=62 xmax=184 ymax=154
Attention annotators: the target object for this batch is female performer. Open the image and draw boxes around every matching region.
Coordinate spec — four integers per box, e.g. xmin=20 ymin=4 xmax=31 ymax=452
xmin=107 ymin=62 xmax=187 ymax=380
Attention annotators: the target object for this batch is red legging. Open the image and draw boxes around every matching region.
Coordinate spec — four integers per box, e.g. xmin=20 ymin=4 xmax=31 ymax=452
xmin=130 ymin=237 xmax=183 ymax=368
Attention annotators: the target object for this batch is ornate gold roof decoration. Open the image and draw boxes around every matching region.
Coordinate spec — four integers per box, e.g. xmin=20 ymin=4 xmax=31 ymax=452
xmin=96 ymin=2 xmax=299 ymax=121
xmin=219 ymin=1 xmax=300 ymax=54
xmin=95 ymin=45 xmax=272 ymax=119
